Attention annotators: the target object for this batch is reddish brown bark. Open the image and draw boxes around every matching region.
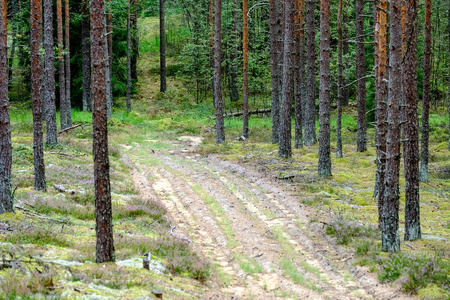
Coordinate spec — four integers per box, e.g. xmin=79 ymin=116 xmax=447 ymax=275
xmin=91 ymin=0 xmax=115 ymax=263
xmin=0 ymin=0 xmax=13 ymax=213
xmin=242 ymin=0 xmax=249 ymax=139
xmin=402 ymin=0 xmax=421 ymax=242
xmin=31 ymin=0 xmax=46 ymax=191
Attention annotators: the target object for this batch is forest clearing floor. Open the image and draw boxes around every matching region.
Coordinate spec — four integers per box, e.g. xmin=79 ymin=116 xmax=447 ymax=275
xmin=120 ymin=134 xmax=415 ymax=299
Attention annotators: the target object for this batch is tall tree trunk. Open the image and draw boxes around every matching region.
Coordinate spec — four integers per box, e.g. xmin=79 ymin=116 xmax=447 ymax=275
xmin=336 ymin=0 xmax=343 ymax=158
xmin=318 ymin=0 xmax=331 ymax=177
xmin=7 ymin=0 xmax=17 ymax=83
xmin=91 ymin=0 xmax=115 ymax=264
xmin=131 ymin=0 xmax=138 ymax=82
xmin=43 ymin=0 xmax=57 ymax=146
xmin=374 ymin=0 xmax=388 ymax=229
xmin=229 ymin=0 xmax=239 ymax=103
xmin=294 ymin=0 xmax=303 ymax=149
xmin=242 ymin=0 xmax=249 ymax=139
xmin=356 ymin=0 xmax=367 ymax=152
xmin=214 ymin=0 xmax=225 ymax=144
xmin=420 ymin=0 xmax=431 ymax=183
xmin=403 ymin=0 xmax=421 ymax=242
xmin=342 ymin=11 xmax=350 ymax=106
xmin=126 ymin=0 xmax=132 ymax=112
xmin=269 ymin=0 xmax=281 ymax=144
xmin=57 ymin=0 xmax=67 ymax=130
xmin=82 ymin=0 xmax=91 ymax=111
xmin=106 ymin=0 xmax=112 ymax=119
xmin=31 ymin=0 xmax=46 ymax=192
xmin=209 ymin=0 xmax=216 ymax=107
xmin=64 ymin=0 xmax=72 ymax=127
xmin=448 ymin=0 xmax=450 ymax=150
xmin=0 ymin=0 xmax=13 ymax=213
xmin=159 ymin=0 xmax=166 ymax=93
xmin=382 ymin=0 xmax=402 ymax=253
xmin=304 ymin=0 xmax=316 ymax=146
xmin=278 ymin=0 xmax=295 ymax=158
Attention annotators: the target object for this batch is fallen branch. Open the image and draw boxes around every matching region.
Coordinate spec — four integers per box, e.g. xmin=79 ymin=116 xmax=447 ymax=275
xmin=58 ymin=124 xmax=84 ymax=134
xmin=276 ymin=174 xmax=296 ymax=180
xmin=53 ymin=184 xmax=77 ymax=195
xmin=169 ymin=226 xmax=191 ymax=243
xmin=14 ymin=206 xmax=70 ymax=224
xmin=45 ymin=152 xmax=77 ymax=158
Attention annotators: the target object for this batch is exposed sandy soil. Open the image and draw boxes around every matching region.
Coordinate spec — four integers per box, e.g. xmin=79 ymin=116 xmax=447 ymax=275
xmin=125 ymin=137 xmax=414 ymax=299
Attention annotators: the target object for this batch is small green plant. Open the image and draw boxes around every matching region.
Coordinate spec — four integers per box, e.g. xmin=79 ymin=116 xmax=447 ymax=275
xmin=326 ymin=217 xmax=378 ymax=245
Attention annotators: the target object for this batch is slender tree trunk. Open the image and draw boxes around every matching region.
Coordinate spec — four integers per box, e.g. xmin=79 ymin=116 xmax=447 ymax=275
xmin=278 ymin=0 xmax=295 ymax=158
xmin=342 ymin=11 xmax=350 ymax=106
xmin=131 ymin=0 xmax=138 ymax=82
xmin=159 ymin=0 xmax=166 ymax=93
xmin=318 ymin=0 xmax=331 ymax=177
xmin=382 ymin=0 xmax=402 ymax=253
xmin=209 ymin=0 xmax=216 ymax=107
xmin=229 ymin=0 xmax=239 ymax=103
xmin=419 ymin=0 xmax=430 ymax=183
xmin=7 ymin=0 xmax=17 ymax=83
xmin=242 ymin=0 xmax=249 ymax=139
xmin=294 ymin=0 xmax=303 ymax=149
xmin=304 ymin=0 xmax=316 ymax=146
xmin=126 ymin=0 xmax=132 ymax=112
xmin=214 ymin=0 xmax=225 ymax=144
xmin=106 ymin=0 xmax=112 ymax=119
xmin=57 ymin=0 xmax=67 ymax=130
xmin=43 ymin=0 xmax=57 ymax=146
xmin=448 ymin=0 xmax=450 ymax=150
xmin=82 ymin=0 xmax=91 ymax=111
xmin=269 ymin=0 xmax=281 ymax=144
xmin=374 ymin=0 xmax=388 ymax=229
xmin=31 ymin=0 xmax=46 ymax=192
xmin=336 ymin=0 xmax=343 ymax=158
xmin=0 ymin=0 xmax=13 ymax=213
xmin=91 ymin=0 xmax=115 ymax=264
xmin=356 ymin=0 xmax=367 ymax=152
xmin=64 ymin=0 xmax=72 ymax=127
xmin=403 ymin=0 xmax=421 ymax=242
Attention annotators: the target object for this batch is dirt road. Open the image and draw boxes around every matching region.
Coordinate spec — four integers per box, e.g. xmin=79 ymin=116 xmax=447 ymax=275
xmin=124 ymin=137 xmax=411 ymax=299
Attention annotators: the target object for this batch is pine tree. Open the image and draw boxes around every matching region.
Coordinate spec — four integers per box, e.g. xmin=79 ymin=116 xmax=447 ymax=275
xmin=126 ymin=0 xmax=132 ymax=111
xmin=57 ymin=0 xmax=67 ymax=129
xmin=91 ymin=0 xmax=115 ymax=263
xmin=82 ymin=0 xmax=91 ymax=111
xmin=160 ymin=0 xmax=166 ymax=92
xmin=64 ymin=0 xmax=72 ymax=127
xmin=242 ymin=0 xmax=249 ymax=139
xmin=214 ymin=0 xmax=225 ymax=144
xmin=304 ymin=0 xmax=316 ymax=146
xmin=294 ymin=0 xmax=303 ymax=149
xmin=356 ymin=0 xmax=367 ymax=152
xmin=336 ymin=0 xmax=343 ymax=158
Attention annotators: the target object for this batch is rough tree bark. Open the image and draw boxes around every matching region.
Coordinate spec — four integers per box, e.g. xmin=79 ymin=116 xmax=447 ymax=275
xmin=336 ymin=0 xmax=343 ymax=158
xmin=126 ymin=0 xmax=132 ymax=111
xmin=43 ymin=0 xmax=57 ymax=145
xmin=382 ymin=0 xmax=402 ymax=252
xmin=131 ymin=0 xmax=138 ymax=82
xmin=374 ymin=0 xmax=388 ymax=229
xmin=209 ymin=0 xmax=215 ymax=107
xmin=31 ymin=0 xmax=46 ymax=191
xmin=269 ymin=0 xmax=281 ymax=144
xmin=82 ymin=0 xmax=91 ymax=111
xmin=214 ymin=0 xmax=225 ymax=144
xmin=342 ymin=11 xmax=350 ymax=106
xmin=419 ymin=0 xmax=431 ymax=182
xmin=91 ymin=0 xmax=115 ymax=263
xmin=160 ymin=0 xmax=166 ymax=93
xmin=57 ymin=0 xmax=67 ymax=130
xmin=318 ymin=0 xmax=331 ymax=177
xmin=448 ymin=0 xmax=450 ymax=150
xmin=278 ymin=0 xmax=295 ymax=158
xmin=403 ymin=0 xmax=421 ymax=242
xmin=356 ymin=0 xmax=367 ymax=152
xmin=304 ymin=0 xmax=316 ymax=146
xmin=229 ymin=0 xmax=239 ymax=103
xmin=242 ymin=0 xmax=249 ymax=139
xmin=0 ymin=0 xmax=13 ymax=213
xmin=64 ymin=0 xmax=72 ymax=128
xmin=105 ymin=0 xmax=112 ymax=119
xmin=294 ymin=0 xmax=303 ymax=149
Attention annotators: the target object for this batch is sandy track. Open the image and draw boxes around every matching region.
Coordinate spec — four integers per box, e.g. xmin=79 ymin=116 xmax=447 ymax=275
xmin=124 ymin=141 xmax=413 ymax=300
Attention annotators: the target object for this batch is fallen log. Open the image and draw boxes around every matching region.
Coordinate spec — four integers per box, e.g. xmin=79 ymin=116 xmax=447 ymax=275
xmin=58 ymin=123 xmax=84 ymax=134
xmin=53 ymin=184 xmax=77 ymax=195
